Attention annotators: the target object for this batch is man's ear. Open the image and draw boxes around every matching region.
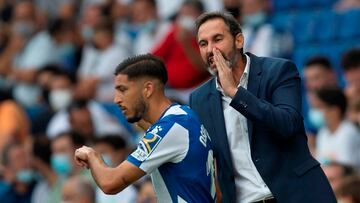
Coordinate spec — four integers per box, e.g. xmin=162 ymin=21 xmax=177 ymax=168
xmin=143 ymin=81 xmax=154 ymax=98
xmin=235 ymin=33 xmax=244 ymax=50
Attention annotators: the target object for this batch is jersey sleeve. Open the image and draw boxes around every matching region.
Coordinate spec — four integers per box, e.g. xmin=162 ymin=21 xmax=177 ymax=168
xmin=127 ymin=120 xmax=190 ymax=173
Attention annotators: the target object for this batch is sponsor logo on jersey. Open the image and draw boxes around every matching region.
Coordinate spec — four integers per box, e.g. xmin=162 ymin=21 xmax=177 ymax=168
xmin=132 ymin=132 xmax=162 ymax=161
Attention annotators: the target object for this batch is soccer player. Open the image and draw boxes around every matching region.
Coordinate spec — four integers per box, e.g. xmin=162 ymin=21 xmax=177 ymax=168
xmin=74 ymin=54 xmax=215 ymax=202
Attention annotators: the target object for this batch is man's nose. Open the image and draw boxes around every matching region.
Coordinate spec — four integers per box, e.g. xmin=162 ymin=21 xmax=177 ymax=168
xmin=113 ymin=94 xmax=122 ymax=104
xmin=206 ymin=43 xmax=214 ymax=54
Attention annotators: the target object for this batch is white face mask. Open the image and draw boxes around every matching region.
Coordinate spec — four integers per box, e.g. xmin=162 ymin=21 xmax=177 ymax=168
xmin=49 ymin=89 xmax=73 ymax=111
xmin=177 ymin=15 xmax=196 ymax=31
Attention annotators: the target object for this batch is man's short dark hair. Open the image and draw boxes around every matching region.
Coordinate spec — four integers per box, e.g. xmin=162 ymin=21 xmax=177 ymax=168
xmin=114 ymin=54 xmax=168 ymax=85
xmin=305 ymin=56 xmax=333 ymax=71
xmin=342 ymin=48 xmax=360 ymax=72
xmin=324 ymin=161 xmax=356 ymax=177
xmin=33 ymin=135 xmax=52 ymax=165
xmin=183 ymin=0 xmax=204 ymax=14
xmin=48 ymin=18 xmax=74 ymax=37
xmin=315 ymin=87 xmax=347 ymax=117
xmin=195 ymin=11 xmax=242 ymax=38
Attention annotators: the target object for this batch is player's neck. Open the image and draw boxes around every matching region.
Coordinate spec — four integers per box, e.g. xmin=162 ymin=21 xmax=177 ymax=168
xmin=145 ymin=95 xmax=172 ymax=124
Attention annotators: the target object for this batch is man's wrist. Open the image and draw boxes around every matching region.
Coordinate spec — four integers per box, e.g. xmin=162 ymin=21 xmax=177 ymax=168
xmin=228 ymin=87 xmax=238 ymax=98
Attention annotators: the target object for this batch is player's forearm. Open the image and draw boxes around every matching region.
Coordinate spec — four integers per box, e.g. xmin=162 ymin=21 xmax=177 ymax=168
xmin=87 ymin=151 xmax=122 ymax=194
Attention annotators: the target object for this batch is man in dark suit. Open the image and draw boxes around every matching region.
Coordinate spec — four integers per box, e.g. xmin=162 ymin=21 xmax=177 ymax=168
xmin=190 ymin=11 xmax=336 ymax=203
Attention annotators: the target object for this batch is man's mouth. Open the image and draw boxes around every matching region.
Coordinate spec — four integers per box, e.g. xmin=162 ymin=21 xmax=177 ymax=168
xmin=208 ymin=56 xmax=214 ymax=66
xmin=119 ymin=106 xmax=127 ymax=113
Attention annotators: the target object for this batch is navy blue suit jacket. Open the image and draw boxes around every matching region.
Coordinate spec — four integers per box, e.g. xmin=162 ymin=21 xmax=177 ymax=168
xmin=190 ymin=53 xmax=336 ymax=203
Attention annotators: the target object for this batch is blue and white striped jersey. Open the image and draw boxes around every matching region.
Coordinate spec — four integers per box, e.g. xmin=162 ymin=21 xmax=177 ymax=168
xmin=127 ymin=104 xmax=215 ymax=203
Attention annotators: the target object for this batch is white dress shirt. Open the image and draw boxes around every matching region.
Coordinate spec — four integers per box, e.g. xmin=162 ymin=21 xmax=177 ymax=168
xmin=216 ymin=54 xmax=273 ymax=202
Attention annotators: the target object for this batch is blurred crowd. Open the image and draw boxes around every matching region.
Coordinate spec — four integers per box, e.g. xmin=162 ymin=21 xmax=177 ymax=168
xmin=0 ymin=0 xmax=359 ymax=202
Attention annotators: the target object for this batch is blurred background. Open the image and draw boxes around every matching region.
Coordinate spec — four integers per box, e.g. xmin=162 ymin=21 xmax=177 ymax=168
xmin=0 ymin=0 xmax=360 ymax=202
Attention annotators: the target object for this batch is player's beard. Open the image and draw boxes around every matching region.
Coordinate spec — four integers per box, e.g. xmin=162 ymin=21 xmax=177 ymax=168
xmin=127 ymin=95 xmax=148 ymax=123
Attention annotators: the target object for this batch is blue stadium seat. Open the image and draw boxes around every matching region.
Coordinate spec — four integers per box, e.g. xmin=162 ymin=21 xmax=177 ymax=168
xmin=270 ymin=12 xmax=296 ymax=32
xmin=337 ymin=9 xmax=360 ymax=39
xmin=314 ymin=10 xmax=339 ymax=42
xmin=292 ymin=11 xmax=317 ymax=43
xmin=272 ymin=0 xmax=294 ymax=12
xmin=293 ymin=0 xmax=316 ymax=10
xmin=317 ymin=0 xmax=338 ymax=8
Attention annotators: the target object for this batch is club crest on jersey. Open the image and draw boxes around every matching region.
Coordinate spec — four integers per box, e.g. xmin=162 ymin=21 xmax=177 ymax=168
xmin=132 ymin=132 xmax=162 ymax=161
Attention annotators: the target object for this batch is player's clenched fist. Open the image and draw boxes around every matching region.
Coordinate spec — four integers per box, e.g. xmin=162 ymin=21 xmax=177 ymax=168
xmin=74 ymin=146 xmax=95 ymax=169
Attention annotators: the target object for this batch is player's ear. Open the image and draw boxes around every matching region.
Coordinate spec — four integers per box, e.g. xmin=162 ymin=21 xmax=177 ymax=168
xmin=235 ymin=33 xmax=244 ymax=50
xmin=143 ymin=81 xmax=154 ymax=98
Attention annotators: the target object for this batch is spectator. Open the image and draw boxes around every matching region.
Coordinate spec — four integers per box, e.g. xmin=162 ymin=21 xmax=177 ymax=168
xmin=334 ymin=0 xmax=360 ymax=11
xmin=0 ymin=141 xmax=35 ymax=203
xmin=153 ymin=0 xmax=209 ymax=103
xmin=77 ymin=20 xmax=129 ymax=101
xmin=335 ymin=175 xmax=360 ymax=203
xmin=303 ymin=56 xmax=338 ymax=153
xmin=46 ymin=99 xmax=128 ymax=140
xmin=241 ymin=0 xmax=290 ymax=57
xmin=14 ymin=18 xmax=76 ymax=106
xmin=322 ymin=161 xmax=357 ymax=191
xmin=0 ymin=88 xmax=30 ymax=154
xmin=61 ymin=175 xmax=95 ymax=203
xmin=31 ymin=136 xmax=62 ymax=203
xmin=94 ymin=135 xmax=137 ymax=203
xmin=136 ymin=178 xmax=156 ymax=203
xmin=304 ymin=56 xmax=338 ymax=92
xmin=116 ymin=0 xmax=171 ymax=55
xmin=342 ymin=48 xmax=360 ymax=114
xmin=311 ymin=87 xmax=360 ymax=168
xmin=50 ymin=132 xmax=85 ymax=178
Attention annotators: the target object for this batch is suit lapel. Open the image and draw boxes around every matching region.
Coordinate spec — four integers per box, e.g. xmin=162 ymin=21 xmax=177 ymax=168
xmin=208 ymin=79 xmax=234 ymax=170
xmin=246 ymin=53 xmax=262 ymax=143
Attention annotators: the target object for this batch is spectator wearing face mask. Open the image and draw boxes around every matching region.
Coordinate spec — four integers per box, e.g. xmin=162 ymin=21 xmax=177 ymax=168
xmin=10 ymin=17 xmax=77 ymax=107
xmin=31 ymin=136 xmax=63 ymax=203
xmin=0 ymin=141 xmax=36 ymax=203
xmin=152 ymin=0 xmax=209 ymax=103
xmin=50 ymin=131 xmax=91 ymax=180
xmin=47 ymin=99 xmax=129 ymax=141
xmin=302 ymin=56 xmax=338 ymax=154
xmin=116 ymin=0 xmax=171 ymax=55
xmin=241 ymin=0 xmax=291 ymax=57
xmin=311 ymin=87 xmax=360 ymax=169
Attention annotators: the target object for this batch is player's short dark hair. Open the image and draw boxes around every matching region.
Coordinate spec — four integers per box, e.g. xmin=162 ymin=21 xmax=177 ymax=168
xmin=315 ymin=87 xmax=347 ymax=117
xmin=304 ymin=56 xmax=333 ymax=71
xmin=195 ymin=11 xmax=242 ymax=38
xmin=114 ymin=54 xmax=168 ymax=85
xmin=342 ymin=48 xmax=360 ymax=72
